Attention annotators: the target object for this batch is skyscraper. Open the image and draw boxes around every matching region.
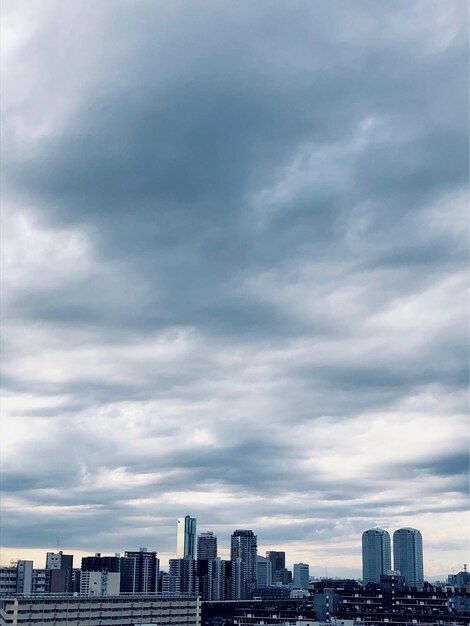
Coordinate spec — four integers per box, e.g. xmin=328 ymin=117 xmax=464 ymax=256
xmin=230 ymin=530 xmax=257 ymax=599
xmin=362 ymin=528 xmax=391 ymax=584
xmin=120 ymin=548 xmax=159 ymax=593
xmin=393 ymin=528 xmax=424 ymax=588
xmin=177 ymin=516 xmax=197 ymax=560
xmin=197 ymin=532 xmax=217 ymax=560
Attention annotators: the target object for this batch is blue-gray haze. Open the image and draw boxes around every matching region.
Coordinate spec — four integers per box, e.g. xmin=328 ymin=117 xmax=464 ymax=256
xmin=1 ymin=0 xmax=468 ymax=576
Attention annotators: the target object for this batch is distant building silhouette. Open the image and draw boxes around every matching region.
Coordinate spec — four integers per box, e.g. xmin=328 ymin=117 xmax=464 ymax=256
xmin=293 ymin=563 xmax=309 ymax=589
xmin=266 ymin=551 xmax=285 ymax=574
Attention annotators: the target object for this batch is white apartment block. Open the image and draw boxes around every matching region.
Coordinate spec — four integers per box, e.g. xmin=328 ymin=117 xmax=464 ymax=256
xmin=79 ymin=571 xmax=121 ymax=596
xmin=0 ymin=594 xmax=200 ymax=626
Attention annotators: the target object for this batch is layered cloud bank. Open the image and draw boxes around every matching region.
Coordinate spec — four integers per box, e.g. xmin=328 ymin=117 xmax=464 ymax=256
xmin=1 ymin=0 xmax=468 ymax=575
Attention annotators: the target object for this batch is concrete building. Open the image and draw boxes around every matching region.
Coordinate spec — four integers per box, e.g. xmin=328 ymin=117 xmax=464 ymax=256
xmin=231 ymin=530 xmax=258 ymax=599
xmin=393 ymin=528 xmax=424 ymax=588
xmin=293 ymin=563 xmax=309 ymax=589
xmin=31 ymin=569 xmax=50 ymax=594
xmin=169 ymin=558 xmax=198 ymax=594
xmin=120 ymin=548 xmax=159 ymax=594
xmin=256 ymin=556 xmax=272 ymax=588
xmin=15 ymin=561 xmax=33 ymax=595
xmin=80 ymin=570 xmax=121 ymax=596
xmin=197 ymin=532 xmax=217 ymax=561
xmin=212 ymin=558 xmax=232 ymax=601
xmin=45 ymin=551 xmax=74 ymax=592
xmin=177 ymin=516 xmax=197 ymax=560
xmin=362 ymin=528 xmax=391 ymax=584
xmin=0 ymin=594 xmax=200 ymax=626
xmin=81 ymin=553 xmax=121 ymax=573
xmin=45 ymin=551 xmax=73 ymax=571
xmin=0 ymin=568 xmax=18 ymax=595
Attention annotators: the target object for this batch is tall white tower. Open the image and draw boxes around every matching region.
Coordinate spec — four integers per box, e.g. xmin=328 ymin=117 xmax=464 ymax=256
xmin=362 ymin=528 xmax=391 ymax=584
xmin=177 ymin=515 xmax=197 ymax=560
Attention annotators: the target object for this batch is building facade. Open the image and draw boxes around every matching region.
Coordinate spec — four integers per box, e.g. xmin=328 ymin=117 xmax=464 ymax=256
xmin=197 ymin=532 xmax=217 ymax=561
xmin=0 ymin=594 xmax=200 ymax=626
xmin=81 ymin=553 xmax=121 ymax=573
xmin=230 ymin=530 xmax=257 ymax=599
xmin=362 ymin=528 xmax=392 ymax=584
xmin=293 ymin=563 xmax=310 ymax=589
xmin=393 ymin=528 xmax=424 ymax=588
xmin=120 ymin=548 xmax=159 ymax=594
xmin=177 ymin=516 xmax=197 ymax=560
xmin=79 ymin=571 xmax=121 ymax=596
xmin=256 ymin=556 xmax=272 ymax=588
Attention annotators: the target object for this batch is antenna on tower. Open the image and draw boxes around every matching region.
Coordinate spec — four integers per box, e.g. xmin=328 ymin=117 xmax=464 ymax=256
xmin=464 ymin=564 xmax=467 ymax=573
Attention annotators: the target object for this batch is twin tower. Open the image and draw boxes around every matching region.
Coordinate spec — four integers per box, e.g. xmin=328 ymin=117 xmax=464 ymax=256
xmin=362 ymin=527 xmax=424 ymax=588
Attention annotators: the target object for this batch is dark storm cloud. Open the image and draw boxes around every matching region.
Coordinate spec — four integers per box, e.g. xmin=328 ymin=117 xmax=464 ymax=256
xmin=1 ymin=0 xmax=468 ymax=569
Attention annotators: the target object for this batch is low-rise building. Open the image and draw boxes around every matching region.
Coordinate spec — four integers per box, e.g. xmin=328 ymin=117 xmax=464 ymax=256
xmin=0 ymin=593 xmax=200 ymax=626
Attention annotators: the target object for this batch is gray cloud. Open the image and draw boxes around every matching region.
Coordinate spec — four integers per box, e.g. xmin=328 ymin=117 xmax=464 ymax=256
xmin=1 ymin=0 xmax=468 ymax=573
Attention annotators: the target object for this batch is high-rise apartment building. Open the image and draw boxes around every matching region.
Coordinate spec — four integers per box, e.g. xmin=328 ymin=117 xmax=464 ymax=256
xmin=177 ymin=516 xmax=197 ymax=560
xmin=393 ymin=528 xmax=424 ymax=588
xmin=230 ymin=530 xmax=257 ymax=599
xmin=293 ymin=563 xmax=309 ymax=589
xmin=120 ymin=548 xmax=159 ymax=593
xmin=362 ymin=528 xmax=391 ymax=584
xmin=169 ymin=558 xmax=198 ymax=594
xmin=81 ymin=553 xmax=121 ymax=573
xmin=197 ymin=531 xmax=217 ymax=560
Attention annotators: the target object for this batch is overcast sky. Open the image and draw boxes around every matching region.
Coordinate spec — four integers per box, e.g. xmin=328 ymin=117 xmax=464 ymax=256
xmin=1 ymin=0 xmax=468 ymax=577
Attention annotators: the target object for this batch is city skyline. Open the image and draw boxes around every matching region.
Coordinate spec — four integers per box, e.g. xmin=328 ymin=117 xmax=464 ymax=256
xmin=1 ymin=519 xmax=463 ymax=583
xmin=1 ymin=0 xmax=468 ymax=580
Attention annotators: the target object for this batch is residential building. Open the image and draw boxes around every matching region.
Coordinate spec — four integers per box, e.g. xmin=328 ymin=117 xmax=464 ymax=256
xmin=197 ymin=532 xmax=217 ymax=561
xmin=120 ymin=548 xmax=159 ymax=594
xmin=230 ymin=530 xmax=257 ymax=599
xmin=393 ymin=528 xmax=424 ymax=588
xmin=362 ymin=528 xmax=391 ymax=584
xmin=80 ymin=570 xmax=121 ymax=596
xmin=0 ymin=593 xmax=200 ymax=626
xmin=45 ymin=551 xmax=73 ymax=571
xmin=81 ymin=553 xmax=121 ymax=573
xmin=169 ymin=558 xmax=198 ymax=594
xmin=45 ymin=551 xmax=74 ymax=592
xmin=177 ymin=516 xmax=197 ymax=560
